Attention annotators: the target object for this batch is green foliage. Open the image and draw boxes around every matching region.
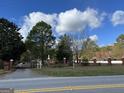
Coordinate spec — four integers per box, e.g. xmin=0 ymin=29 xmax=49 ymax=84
xmin=95 ymin=34 xmax=124 ymax=59
xmin=109 ymin=34 xmax=124 ymax=59
xmin=81 ymin=38 xmax=98 ymax=59
xmin=81 ymin=56 xmax=89 ymax=66
xmin=20 ymin=50 xmax=31 ymax=62
xmin=116 ymin=34 xmax=124 ymax=43
xmin=56 ymin=34 xmax=73 ymax=64
xmin=34 ymin=65 xmax=124 ymax=76
xmin=0 ymin=18 xmax=26 ymax=62
xmin=25 ymin=21 xmax=55 ymax=65
xmin=82 ymin=56 xmax=89 ymax=62
xmin=111 ymin=42 xmax=124 ymax=59
xmin=47 ymin=48 xmax=56 ymax=59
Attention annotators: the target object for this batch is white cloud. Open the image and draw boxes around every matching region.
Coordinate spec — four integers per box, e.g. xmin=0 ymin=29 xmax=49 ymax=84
xmin=19 ymin=8 xmax=104 ymax=40
xmin=72 ymin=35 xmax=98 ymax=46
xmin=111 ymin=10 xmax=124 ymax=26
xmin=19 ymin=12 xmax=57 ymax=40
xmin=89 ymin=35 xmax=98 ymax=41
xmin=56 ymin=8 xmax=103 ymax=34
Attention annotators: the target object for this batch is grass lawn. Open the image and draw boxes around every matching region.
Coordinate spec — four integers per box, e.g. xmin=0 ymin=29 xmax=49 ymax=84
xmin=33 ymin=65 xmax=124 ymax=76
xmin=0 ymin=69 xmax=6 ymax=75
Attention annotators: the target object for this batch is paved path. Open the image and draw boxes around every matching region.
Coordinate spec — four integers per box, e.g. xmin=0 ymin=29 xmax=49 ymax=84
xmin=0 ymin=69 xmax=47 ymax=79
xmin=0 ymin=75 xmax=124 ymax=93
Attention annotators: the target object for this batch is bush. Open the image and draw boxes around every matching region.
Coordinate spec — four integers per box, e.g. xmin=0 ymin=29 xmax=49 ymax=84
xmin=81 ymin=57 xmax=89 ymax=66
xmin=49 ymin=63 xmax=68 ymax=68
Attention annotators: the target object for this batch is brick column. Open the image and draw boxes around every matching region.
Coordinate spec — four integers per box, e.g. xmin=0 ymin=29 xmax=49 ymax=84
xmin=10 ymin=61 xmax=13 ymax=70
xmin=122 ymin=57 xmax=124 ymax=65
xmin=63 ymin=57 xmax=66 ymax=64
xmin=4 ymin=61 xmax=9 ymax=71
xmin=108 ymin=57 xmax=112 ymax=65
xmin=93 ymin=58 xmax=97 ymax=64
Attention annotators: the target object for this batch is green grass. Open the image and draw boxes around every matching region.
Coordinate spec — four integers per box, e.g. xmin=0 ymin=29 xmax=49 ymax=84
xmin=0 ymin=69 xmax=6 ymax=75
xmin=33 ymin=65 xmax=124 ymax=76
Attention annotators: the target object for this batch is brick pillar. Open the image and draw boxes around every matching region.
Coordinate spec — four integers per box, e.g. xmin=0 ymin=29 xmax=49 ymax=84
xmin=122 ymin=57 xmax=124 ymax=65
xmin=108 ymin=57 xmax=112 ymax=65
xmin=93 ymin=58 xmax=97 ymax=64
xmin=63 ymin=57 xmax=66 ymax=64
xmin=10 ymin=61 xmax=13 ymax=70
xmin=10 ymin=59 xmax=14 ymax=70
xmin=4 ymin=61 xmax=9 ymax=71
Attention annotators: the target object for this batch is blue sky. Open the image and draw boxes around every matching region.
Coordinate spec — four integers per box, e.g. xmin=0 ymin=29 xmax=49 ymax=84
xmin=0 ymin=0 xmax=124 ymax=46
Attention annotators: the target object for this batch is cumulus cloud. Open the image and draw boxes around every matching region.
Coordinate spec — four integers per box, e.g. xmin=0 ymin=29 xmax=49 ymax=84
xmin=56 ymin=8 xmax=103 ymax=34
xmin=19 ymin=8 xmax=104 ymax=40
xmin=19 ymin=12 xmax=57 ymax=40
xmin=89 ymin=35 xmax=98 ymax=41
xmin=73 ymin=35 xmax=98 ymax=45
xmin=111 ymin=10 xmax=124 ymax=26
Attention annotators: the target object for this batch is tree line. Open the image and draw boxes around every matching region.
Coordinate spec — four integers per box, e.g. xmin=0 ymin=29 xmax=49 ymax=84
xmin=0 ymin=18 xmax=124 ymax=68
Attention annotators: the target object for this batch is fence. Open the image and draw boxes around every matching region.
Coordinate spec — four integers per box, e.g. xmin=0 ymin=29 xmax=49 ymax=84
xmin=88 ymin=58 xmax=124 ymax=65
xmin=89 ymin=60 xmax=123 ymax=64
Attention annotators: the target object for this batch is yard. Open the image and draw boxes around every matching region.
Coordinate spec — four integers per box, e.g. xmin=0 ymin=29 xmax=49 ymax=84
xmin=0 ymin=69 xmax=6 ymax=75
xmin=33 ymin=65 xmax=124 ymax=76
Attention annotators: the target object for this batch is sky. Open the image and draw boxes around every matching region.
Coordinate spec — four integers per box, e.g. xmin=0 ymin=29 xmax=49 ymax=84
xmin=0 ymin=0 xmax=124 ymax=46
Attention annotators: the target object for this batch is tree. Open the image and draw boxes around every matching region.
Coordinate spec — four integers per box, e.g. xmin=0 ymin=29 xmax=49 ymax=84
xmin=81 ymin=38 xmax=99 ymax=59
xmin=95 ymin=46 xmax=112 ymax=60
xmin=0 ymin=18 xmax=26 ymax=62
xmin=111 ymin=34 xmax=124 ymax=59
xmin=111 ymin=43 xmax=124 ymax=59
xmin=26 ymin=21 xmax=55 ymax=66
xmin=116 ymin=34 xmax=124 ymax=43
xmin=56 ymin=34 xmax=73 ymax=64
xmin=70 ymin=30 xmax=88 ymax=63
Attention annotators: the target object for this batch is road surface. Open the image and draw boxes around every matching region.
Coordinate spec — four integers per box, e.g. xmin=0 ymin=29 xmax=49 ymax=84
xmin=0 ymin=69 xmax=47 ymax=79
xmin=0 ymin=75 xmax=124 ymax=93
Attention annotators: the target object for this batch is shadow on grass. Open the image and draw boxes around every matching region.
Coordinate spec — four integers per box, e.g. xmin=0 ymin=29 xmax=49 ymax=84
xmin=33 ymin=65 xmax=124 ymax=77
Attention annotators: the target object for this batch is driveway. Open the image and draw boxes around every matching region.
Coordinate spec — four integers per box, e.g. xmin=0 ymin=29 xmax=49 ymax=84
xmin=0 ymin=69 xmax=47 ymax=79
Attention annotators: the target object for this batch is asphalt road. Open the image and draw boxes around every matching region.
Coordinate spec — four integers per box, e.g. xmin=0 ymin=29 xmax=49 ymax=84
xmin=0 ymin=75 xmax=124 ymax=93
xmin=0 ymin=69 xmax=47 ymax=79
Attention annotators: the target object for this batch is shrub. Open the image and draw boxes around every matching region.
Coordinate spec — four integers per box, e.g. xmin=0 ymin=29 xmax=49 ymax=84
xmin=81 ymin=56 xmax=89 ymax=66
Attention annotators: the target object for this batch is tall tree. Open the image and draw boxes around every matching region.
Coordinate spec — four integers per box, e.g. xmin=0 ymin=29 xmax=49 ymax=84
xmin=116 ymin=34 xmax=124 ymax=43
xmin=26 ymin=21 xmax=55 ymax=66
xmin=70 ymin=30 xmax=88 ymax=63
xmin=56 ymin=34 xmax=73 ymax=64
xmin=111 ymin=43 xmax=124 ymax=59
xmin=111 ymin=34 xmax=124 ymax=58
xmin=0 ymin=18 xmax=26 ymax=62
xmin=95 ymin=46 xmax=112 ymax=60
xmin=81 ymin=38 xmax=99 ymax=59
